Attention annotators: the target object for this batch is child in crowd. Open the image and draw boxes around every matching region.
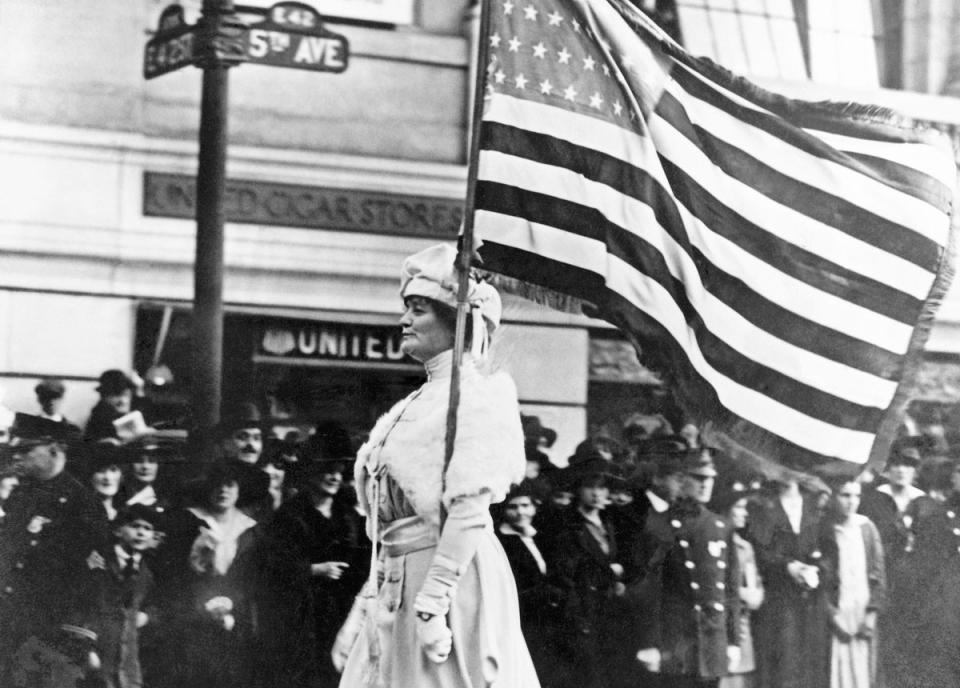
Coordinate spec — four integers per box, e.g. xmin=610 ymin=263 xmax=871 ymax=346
xmin=82 ymin=503 xmax=160 ymax=688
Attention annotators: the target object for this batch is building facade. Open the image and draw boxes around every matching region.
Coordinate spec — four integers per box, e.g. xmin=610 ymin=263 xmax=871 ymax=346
xmin=0 ymin=0 xmax=957 ymax=460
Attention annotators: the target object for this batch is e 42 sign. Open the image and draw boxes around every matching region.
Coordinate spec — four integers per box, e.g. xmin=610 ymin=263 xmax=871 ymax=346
xmin=244 ymin=3 xmax=348 ymax=73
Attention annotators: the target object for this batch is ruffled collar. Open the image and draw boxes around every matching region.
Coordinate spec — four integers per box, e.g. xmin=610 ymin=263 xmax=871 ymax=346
xmin=423 ymin=350 xmax=477 ymax=382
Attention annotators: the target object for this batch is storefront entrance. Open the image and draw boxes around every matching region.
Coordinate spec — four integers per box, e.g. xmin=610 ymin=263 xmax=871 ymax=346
xmin=134 ymin=304 xmax=424 ymax=445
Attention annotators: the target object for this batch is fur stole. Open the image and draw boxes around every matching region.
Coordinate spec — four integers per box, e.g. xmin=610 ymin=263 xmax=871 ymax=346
xmin=355 ymin=367 xmax=525 ymax=528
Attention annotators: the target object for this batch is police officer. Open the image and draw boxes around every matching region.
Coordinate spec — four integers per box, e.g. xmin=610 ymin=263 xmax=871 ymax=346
xmin=635 ymin=448 xmax=741 ymax=688
xmin=0 ymin=415 xmax=105 ymax=682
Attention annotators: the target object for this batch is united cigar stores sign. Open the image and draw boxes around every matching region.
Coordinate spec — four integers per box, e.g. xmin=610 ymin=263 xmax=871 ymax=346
xmin=258 ymin=319 xmax=409 ymax=366
xmin=143 ymin=172 xmax=463 ymax=239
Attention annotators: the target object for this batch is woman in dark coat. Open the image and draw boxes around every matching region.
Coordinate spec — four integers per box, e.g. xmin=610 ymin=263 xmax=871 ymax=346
xmin=155 ymin=463 xmax=260 ymax=688
xmin=495 ymin=482 xmax=568 ymax=688
xmin=256 ymin=426 xmax=366 ymax=688
xmin=748 ymin=479 xmax=829 ymax=688
xmin=552 ymin=460 xmax=627 ymax=688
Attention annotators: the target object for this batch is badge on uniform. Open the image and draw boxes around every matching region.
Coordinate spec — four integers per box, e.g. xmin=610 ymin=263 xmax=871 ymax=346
xmin=707 ymin=540 xmax=726 ymax=558
xmin=27 ymin=515 xmax=51 ymax=534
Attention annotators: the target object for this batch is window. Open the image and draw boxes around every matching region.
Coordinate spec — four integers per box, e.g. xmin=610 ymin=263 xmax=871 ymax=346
xmin=675 ymin=0 xmax=808 ymax=80
xmin=674 ymin=0 xmax=896 ymax=87
xmin=804 ymin=0 xmax=884 ymax=87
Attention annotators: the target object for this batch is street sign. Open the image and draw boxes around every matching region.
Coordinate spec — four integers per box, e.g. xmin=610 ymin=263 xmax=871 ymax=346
xmin=242 ymin=2 xmax=349 ymax=73
xmin=143 ymin=5 xmax=197 ymax=80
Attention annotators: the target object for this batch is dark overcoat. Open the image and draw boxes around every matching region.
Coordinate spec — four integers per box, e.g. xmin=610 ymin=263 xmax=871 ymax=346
xmin=254 ymin=492 xmax=366 ymax=687
xmin=496 ymin=527 xmax=569 ymax=688
xmin=885 ymin=493 xmax=960 ymax=688
xmin=748 ymin=494 xmax=829 ymax=688
xmin=638 ymin=499 xmax=741 ymax=679
xmin=0 ymin=470 xmax=105 ymax=669
xmin=552 ymin=509 xmax=623 ymax=688
xmin=81 ymin=551 xmax=157 ymax=688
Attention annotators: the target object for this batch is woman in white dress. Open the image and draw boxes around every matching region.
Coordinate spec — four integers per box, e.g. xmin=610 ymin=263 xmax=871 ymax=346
xmin=821 ymin=480 xmax=886 ymax=688
xmin=337 ymin=244 xmax=539 ymax=688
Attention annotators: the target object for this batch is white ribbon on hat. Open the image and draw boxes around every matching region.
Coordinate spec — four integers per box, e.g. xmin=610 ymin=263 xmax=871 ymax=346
xmin=467 ymin=280 xmax=500 ymax=363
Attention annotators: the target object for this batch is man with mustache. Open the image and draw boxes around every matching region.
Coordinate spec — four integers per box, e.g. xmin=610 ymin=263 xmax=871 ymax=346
xmin=217 ymin=402 xmax=270 ymax=517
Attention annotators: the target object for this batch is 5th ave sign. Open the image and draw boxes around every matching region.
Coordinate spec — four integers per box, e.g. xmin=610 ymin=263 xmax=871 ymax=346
xmin=143 ymin=1 xmax=349 ymax=79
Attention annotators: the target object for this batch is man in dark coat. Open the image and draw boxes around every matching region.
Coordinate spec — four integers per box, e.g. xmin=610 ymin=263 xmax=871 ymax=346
xmin=885 ymin=459 xmax=960 ymax=688
xmin=216 ymin=402 xmax=270 ymax=514
xmin=635 ymin=448 xmax=740 ymax=688
xmin=0 ymin=416 xmax=105 ymax=684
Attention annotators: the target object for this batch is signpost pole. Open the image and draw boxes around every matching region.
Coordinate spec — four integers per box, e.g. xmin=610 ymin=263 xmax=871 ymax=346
xmin=143 ymin=1 xmax=349 ymax=459
xmin=192 ymin=0 xmax=245 ymax=458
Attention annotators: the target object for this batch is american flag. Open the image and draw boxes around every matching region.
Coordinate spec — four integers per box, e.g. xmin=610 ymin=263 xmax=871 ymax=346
xmin=472 ymin=0 xmax=958 ymax=477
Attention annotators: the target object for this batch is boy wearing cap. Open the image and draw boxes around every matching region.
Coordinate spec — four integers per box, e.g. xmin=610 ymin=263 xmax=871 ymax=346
xmin=80 ymin=504 xmax=160 ymax=688
xmin=635 ymin=449 xmax=741 ymax=688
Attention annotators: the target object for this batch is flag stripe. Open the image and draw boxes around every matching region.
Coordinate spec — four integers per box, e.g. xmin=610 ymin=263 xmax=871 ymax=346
xmin=655 ymin=90 xmax=945 ymax=270
xmin=652 ymin=120 xmax=938 ymax=305
xmin=482 ymin=117 xmax=926 ymax=333
xmin=485 ymin=95 xmax=936 ymax=302
xmin=656 ymin=75 xmax=952 ymax=243
xmin=809 ymin=129 xmax=957 ymax=191
xmin=478 ymin=217 xmax=878 ymax=462
xmin=477 ymin=179 xmax=899 ymax=415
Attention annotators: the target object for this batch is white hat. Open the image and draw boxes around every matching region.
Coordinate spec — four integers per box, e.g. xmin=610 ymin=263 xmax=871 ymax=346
xmin=400 ymin=244 xmax=502 ymax=358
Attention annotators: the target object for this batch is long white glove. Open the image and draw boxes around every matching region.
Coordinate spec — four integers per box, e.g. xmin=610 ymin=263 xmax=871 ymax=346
xmin=414 ymin=493 xmax=492 ymax=616
xmin=413 ymin=493 xmax=492 ymax=663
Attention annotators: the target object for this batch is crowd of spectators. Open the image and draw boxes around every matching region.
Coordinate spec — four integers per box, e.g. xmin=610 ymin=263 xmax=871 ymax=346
xmin=500 ymin=414 xmax=960 ymax=688
xmin=1 ymin=370 xmax=959 ymax=688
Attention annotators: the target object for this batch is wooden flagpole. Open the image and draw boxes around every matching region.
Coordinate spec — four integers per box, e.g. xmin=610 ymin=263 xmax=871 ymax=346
xmin=442 ymin=0 xmax=492 ymax=518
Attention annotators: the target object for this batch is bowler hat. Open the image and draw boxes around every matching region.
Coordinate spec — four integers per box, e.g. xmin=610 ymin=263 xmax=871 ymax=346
xmin=217 ymin=402 xmax=263 ymax=437
xmin=97 ymin=369 xmax=136 ymax=395
xmin=504 ymin=479 xmax=542 ymax=503
xmin=521 ymin=415 xmax=558 ymax=449
xmin=564 ymin=457 xmax=616 ymax=490
xmin=77 ymin=441 xmax=125 ymax=478
xmin=302 ymin=421 xmax=354 ymax=463
xmin=568 ymin=439 xmax=606 ymax=467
